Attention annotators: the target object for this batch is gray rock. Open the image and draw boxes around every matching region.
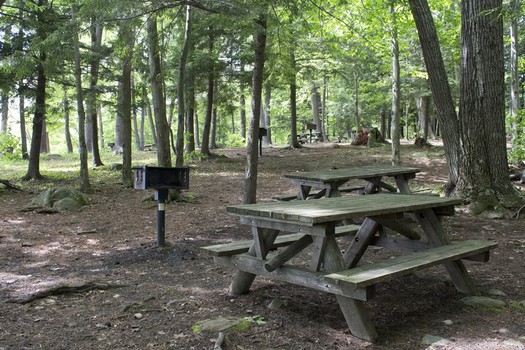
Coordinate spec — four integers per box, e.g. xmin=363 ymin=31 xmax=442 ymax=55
xmin=267 ymin=299 xmax=288 ymax=310
xmin=31 ymin=187 xmax=89 ymax=211
xmin=460 ymin=296 xmax=506 ymax=310
xmin=487 ymin=289 xmax=507 ymax=297
xmin=422 ymin=334 xmax=452 ymax=346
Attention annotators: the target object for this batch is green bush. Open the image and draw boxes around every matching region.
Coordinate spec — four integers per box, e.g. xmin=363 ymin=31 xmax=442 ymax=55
xmin=223 ymin=133 xmax=246 ymax=148
xmin=0 ymin=132 xmax=21 ymax=160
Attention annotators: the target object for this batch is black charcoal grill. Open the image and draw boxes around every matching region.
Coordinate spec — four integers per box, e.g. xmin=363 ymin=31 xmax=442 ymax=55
xmin=133 ymin=166 xmax=190 ymax=247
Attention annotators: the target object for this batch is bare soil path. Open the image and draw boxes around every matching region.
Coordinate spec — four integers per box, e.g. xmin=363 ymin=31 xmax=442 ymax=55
xmin=1 ymin=143 xmax=524 ymax=349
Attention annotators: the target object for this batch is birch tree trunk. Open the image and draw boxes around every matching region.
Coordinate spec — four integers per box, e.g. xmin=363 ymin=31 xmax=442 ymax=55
xmin=390 ymin=0 xmax=401 ymax=166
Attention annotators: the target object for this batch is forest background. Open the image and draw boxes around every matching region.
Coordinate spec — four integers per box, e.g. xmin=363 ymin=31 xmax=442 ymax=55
xmin=0 ymin=0 xmax=524 ymax=210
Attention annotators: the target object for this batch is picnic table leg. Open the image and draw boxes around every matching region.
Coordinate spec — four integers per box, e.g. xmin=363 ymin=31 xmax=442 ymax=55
xmin=229 ymin=228 xmax=280 ymax=295
xmin=343 ymin=218 xmax=381 ymax=268
xmin=394 ymin=175 xmax=412 ymax=194
xmin=299 ymin=185 xmax=312 ymax=200
xmin=323 ymin=236 xmax=378 ymax=342
xmin=415 ymin=208 xmax=478 ymax=294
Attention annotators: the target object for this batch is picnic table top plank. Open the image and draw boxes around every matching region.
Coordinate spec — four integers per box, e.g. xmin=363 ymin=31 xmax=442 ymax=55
xmin=284 ymin=165 xmax=421 ymax=183
xmin=226 ymin=194 xmax=463 ymax=225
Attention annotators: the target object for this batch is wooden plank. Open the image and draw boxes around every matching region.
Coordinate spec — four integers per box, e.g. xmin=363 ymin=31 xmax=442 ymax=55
xmin=226 ymin=194 xmax=462 ymax=225
xmin=284 ymin=166 xmax=421 ymax=183
xmin=214 ymin=255 xmax=375 ymax=301
xmin=272 ymin=185 xmax=365 ymax=201
xmin=325 ymin=240 xmax=498 ymax=289
xmin=264 ymin=235 xmax=313 ymax=272
xmin=201 ymin=224 xmax=361 ymax=257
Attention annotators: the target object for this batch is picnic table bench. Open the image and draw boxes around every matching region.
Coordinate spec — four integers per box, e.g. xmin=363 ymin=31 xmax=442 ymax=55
xmin=202 ymin=194 xmax=497 ymax=342
xmin=281 ymin=165 xmax=421 ymax=200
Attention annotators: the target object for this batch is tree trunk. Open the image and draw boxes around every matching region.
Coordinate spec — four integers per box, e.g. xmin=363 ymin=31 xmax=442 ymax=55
xmin=211 ymin=105 xmax=217 ymax=149
xmin=240 ymin=93 xmax=246 ymax=141
xmin=63 ymin=90 xmax=73 ymax=153
xmin=243 ymin=16 xmax=267 ymax=205
xmin=132 ymin=77 xmax=141 ymax=151
xmin=0 ymin=94 xmax=7 ymax=134
xmin=18 ymin=88 xmax=28 ymax=159
xmin=87 ymin=19 xmax=104 ymax=167
xmin=117 ymin=19 xmax=134 ymax=188
xmin=322 ymin=76 xmax=328 ymax=141
xmin=408 ymin=0 xmax=461 ymax=192
xmin=415 ymin=95 xmax=430 ymax=140
xmin=263 ymin=80 xmax=272 ymax=145
xmin=311 ymin=84 xmax=322 ymax=136
xmin=354 ymin=71 xmax=361 ymax=132
xmin=201 ymin=31 xmax=215 ymax=156
xmin=390 ymin=0 xmax=401 ymax=166
xmin=185 ymin=75 xmax=195 ymax=153
xmin=176 ymin=5 xmax=192 ymax=167
xmin=194 ymin=111 xmax=200 ymax=148
xmin=509 ymin=0 xmax=520 ymax=145
xmin=98 ymin=104 xmax=104 ymax=151
xmin=289 ymin=50 xmax=301 ymax=149
xmin=457 ymin=0 xmax=523 ymax=209
xmin=23 ymin=51 xmax=46 ymax=180
xmin=72 ymin=6 xmax=91 ymax=192
xmin=147 ymin=16 xmax=171 ymax=167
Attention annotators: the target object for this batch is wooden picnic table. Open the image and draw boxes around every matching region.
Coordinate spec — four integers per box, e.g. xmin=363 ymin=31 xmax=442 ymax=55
xmin=283 ymin=165 xmax=421 ymax=199
xmin=202 ymin=194 xmax=497 ymax=342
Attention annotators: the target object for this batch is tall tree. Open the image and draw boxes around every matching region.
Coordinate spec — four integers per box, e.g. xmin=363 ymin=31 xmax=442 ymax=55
xmin=390 ymin=0 xmax=401 ymax=166
xmin=147 ymin=15 xmax=171 ymax=167
xmin=86 ymin=17 xmax=104 ymax=167
xmin=509 ymin=0 xmax=520 ymax=146
xmin=201 ymin=29 xmax=215 ymax=156
xmin=408 ymin=0 xmax=461 ymax=192
xmin=176 ymin=4 xmax=192 ymax=166
xmin=243 ymin=15 xmax=267 ymax=204
xmin=117 ymin=19 xmax=135 ymax=187
xmin=23 ymin=0 xmax=49 ymax=181
xmin=72 ymin=5 xmax=91 ymax=192
xmin=456 ymin=0 xmax=522 ymax=209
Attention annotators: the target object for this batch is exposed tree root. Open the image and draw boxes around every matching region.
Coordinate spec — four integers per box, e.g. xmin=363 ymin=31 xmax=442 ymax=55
xmin=10 ymin=281 xmax=128 ymax=304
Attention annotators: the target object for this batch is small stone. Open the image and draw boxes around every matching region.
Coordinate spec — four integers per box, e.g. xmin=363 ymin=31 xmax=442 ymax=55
xmin=422 ymin=334 xmax=452 ymax=346
xmin=113 ymin=294 xmax=121 ymax=298
xmin=443 ymin=319 xmax=453 ymax=325
xmin=460 ymin=296 xmax=506 ymax=310
xmin=498 ymin=328 xmax=510 ymax=334
xmin=134 ymin=313 xmax=143 ymax=320
xmin=503 ymin=339 xmax=524 ymax=347
xmin=267 ymin=299 xmax=288 ymax=310
xmin=45 ymin=298 xmax=57 ymax=305
xmin=487 ymin=289 xmax=507 ymax=297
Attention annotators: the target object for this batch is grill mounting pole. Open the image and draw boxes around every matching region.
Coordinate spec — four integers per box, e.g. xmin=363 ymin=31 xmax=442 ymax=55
xmin=154 ymin=189 xmax=168 ymax=247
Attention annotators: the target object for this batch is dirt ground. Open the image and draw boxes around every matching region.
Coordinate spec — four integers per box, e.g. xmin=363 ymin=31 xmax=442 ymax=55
xmin=1 ymin=142 xmax=525 ymax=350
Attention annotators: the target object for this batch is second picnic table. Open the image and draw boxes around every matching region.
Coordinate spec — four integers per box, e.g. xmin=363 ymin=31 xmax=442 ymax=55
xmin=281 ymin=165 xmax=421 ymax=200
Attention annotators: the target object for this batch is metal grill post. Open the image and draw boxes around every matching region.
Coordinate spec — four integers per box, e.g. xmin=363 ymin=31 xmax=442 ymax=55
xmin=154 ymin=189 xmax=168 ymax=247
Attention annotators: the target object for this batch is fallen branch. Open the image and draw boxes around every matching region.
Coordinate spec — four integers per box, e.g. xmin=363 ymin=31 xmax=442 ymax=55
xmin=512 ymin=203 xmax=525 ymax=219
xmin=10 ymin=281 xmax=128 ymax=304
xmin=0 ymin=179 xmax=23 ymax=191
xmin=214 ymin=332 xmax=225 ymax=350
